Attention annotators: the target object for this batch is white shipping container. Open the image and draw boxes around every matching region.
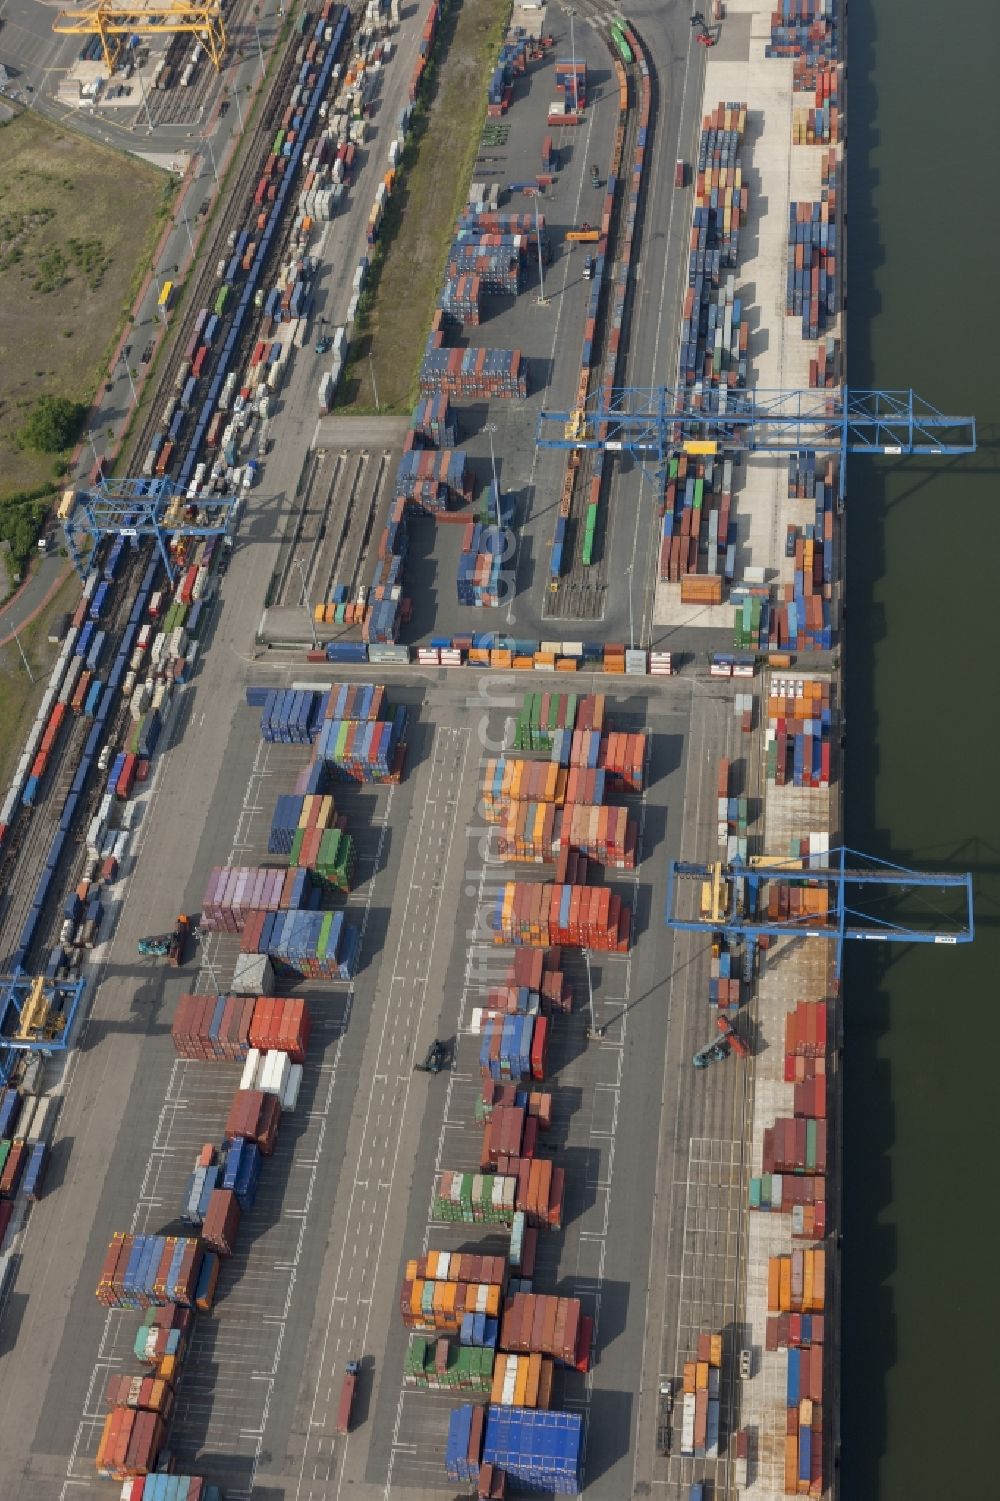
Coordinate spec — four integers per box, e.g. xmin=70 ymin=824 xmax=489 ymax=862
xmin=680 ymin=1392 xmax=696 ymax=1456
xmin=240 ymin=1048 xmax=262 ymax=1092
xmin=281 ymin=1064 xmax=303 ymax=1112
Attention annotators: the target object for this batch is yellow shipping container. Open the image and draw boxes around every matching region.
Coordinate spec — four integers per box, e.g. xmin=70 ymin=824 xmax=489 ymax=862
xmin=779 ymin=1257 xmax=792 ymax=1313
xmin=526 ymin=1352 xmax=541 ymax=1408
xmin=491 ymin=1356 xmax=507 ymax=1404
xmin=514 ymin=1358 xmax=529 ymax=1408
xmin=695 ymin=1361 xmax=709 ymax=1391
xmin=709 ymin=1334 xmax=722 ymax=1368
xmin=683 ymin=1361 xmax=697 ymax=1394
xmin=406 ymin=1259 xmax=419 ymax=1281
xmin=426 ymin=1250 xmax=439 ymax=1280
xmin=784 ymin=1434 xmax=798 ymax=1494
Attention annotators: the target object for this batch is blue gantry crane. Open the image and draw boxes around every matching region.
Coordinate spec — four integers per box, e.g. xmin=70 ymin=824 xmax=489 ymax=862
xmin=537 ymin=387 xmax=977 ymax=498
xmin=59 ymin=476 xmax=240 ymax=585
xmin=664 ymin=847 xmax=974 ymax=986
xmin=0 ymin=975 xmax=87 ymax=1082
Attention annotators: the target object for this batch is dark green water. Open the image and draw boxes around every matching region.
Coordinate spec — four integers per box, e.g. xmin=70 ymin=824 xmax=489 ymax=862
xmin=843 ymin=0 xmax=1000 ymax=1494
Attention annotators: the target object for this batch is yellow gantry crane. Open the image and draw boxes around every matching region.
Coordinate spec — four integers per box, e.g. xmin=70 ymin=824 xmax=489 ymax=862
xmin=53 ymin=1 xmax=227 ymax=74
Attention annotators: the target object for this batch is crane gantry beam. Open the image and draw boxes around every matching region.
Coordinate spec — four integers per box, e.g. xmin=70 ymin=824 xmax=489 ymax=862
xmin=53 ymin=2 xmax=226 ymax=74
xmin=664 ymin=847 xmax=974 ymax=984
xmin=537 ymin=387 xmax=977 ymax=498
xmin=60 ymin=476 xmax=240 ymax=584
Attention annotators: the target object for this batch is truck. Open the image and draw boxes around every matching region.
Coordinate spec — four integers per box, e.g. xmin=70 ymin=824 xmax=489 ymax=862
xmin=675 ymin=159 xmax=687 ymax=189
xmin=138 ymin=914 xmax=191 ymax=966
xmin=336 ymin=1361 xmax=360 ymax=1434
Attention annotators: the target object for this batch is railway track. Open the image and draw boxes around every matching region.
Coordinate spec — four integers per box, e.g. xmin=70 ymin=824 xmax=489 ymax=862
xmin=0 ymin=7 xmax=367 ymax=994
xmin=543 ymin=19 xmax=651 ymax=623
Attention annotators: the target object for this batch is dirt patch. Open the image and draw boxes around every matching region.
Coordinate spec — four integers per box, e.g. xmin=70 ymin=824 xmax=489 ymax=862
xmin=341 ymin=0 xmax=512 ymax=412
xmin=0 ymin=112 xmax=169 ymax=502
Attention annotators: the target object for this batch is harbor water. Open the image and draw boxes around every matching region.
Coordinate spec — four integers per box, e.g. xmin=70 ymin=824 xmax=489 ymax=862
xmin=843 ymin=0 xmax=1000 ymax=1494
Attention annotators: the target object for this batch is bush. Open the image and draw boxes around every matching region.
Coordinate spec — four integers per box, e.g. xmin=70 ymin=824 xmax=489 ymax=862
xmin=19 ymin=395 xmax=86 ymax=454
xmin=0 ymin=486 xmax=51 ymax=574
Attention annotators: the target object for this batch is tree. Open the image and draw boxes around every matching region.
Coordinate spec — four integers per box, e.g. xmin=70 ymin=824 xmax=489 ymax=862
xmin=19 ymin=395 xmax=86 ymax=454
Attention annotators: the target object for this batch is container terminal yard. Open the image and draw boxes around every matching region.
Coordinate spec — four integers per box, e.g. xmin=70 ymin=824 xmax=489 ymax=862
xmin=0 ymin=3 xmax=978 ymax=1501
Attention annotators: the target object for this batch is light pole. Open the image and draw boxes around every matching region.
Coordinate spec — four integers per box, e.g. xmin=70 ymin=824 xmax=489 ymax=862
xmin=194 ymin=927 xmax=223 ymax=997
xmin=625 ymin=561 xmax=634 ymax=650
xmin=121 ymin=355 xmax=138 ymax=405
xmin=485 ymin=423 xmax=501 ymax=532
xmin=12 ymin=629 xmax=35 ymax=683
xmin=203 ymin=134 xmax=220 ymax=186
xmin=254 ymin=13 xmax=267 ymax=81
xmin=565 ymin=8 xmax=578 ymax=114
xmin=86 ymin=431 xmax=102 ymax=469
xmin=294 ymin=557 xmax=319 ymax=648
xmin=534 ymin=199 xmax=547 ymax=305
xmin=180 ymin=210 xmax=195 ymax=257
xmin=583 ymin=949 xmax=603 ymax=1039
xmin=135 ymin=48 xmax=154 ymax=132
xmin=368 ymin=353 xmax=380 ymax=412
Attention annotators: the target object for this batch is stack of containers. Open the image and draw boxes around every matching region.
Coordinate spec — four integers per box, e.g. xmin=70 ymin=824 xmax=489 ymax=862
xmin=496 ymin=803 xmax=636 ymax=869
xmin=766 ymin=1308 xmax=826 ymax=1359
xmin=660 ymin=453 xmax=739 ymax=585
xmin=419 ymin=346 xmax=527 ymax=401
xmin=708 ymin=944 xmax=741 ymax=1008
xmin=96 ymin=1235 xmax=204 ymax=1309
xmin=440 ymin=273 xmax=484 ymax=326
xmin=785 ymin=198 xmax=837 ymax=340
xmin=315 ymin=706 xmax=408 ymax=781
xmin=765 ymin=0 xmax=839 ymax=63
xmin=791 ymin=60 xmax=841 ymax=144
xmin=490 ymin=1352 xmax=555 ymax=1409
xmin=502 ymin=948 xmax=572 ymax=1013
xmin=433 ymin=1171 xmax=518 ymax=1225
xmin=499 ymin=1292 xmax=590 ymax=1370
xmin=479 ymin=1013 xmax=548 ymax=1084
xmin=404 ymin=1337 xmax=495 ymax=1393
xmin=750 ymin=1171 xmax=827 ymax=1236
xmin=222 ymin=1136 xmax=263 ymax=1212
xmin=200 ymin=865 xmax=311 ymax=932
xmin=767 ymin=1250 xmax=827 ymax=1316
xmin=491 ymin=882 xmax=631 ymax=953
xmin=245 ymin=908 xmax=361 ymax=980
xmin=481 ymin=1405 xmax=583 ymax=1492
xmin=762 ymin=1115 xmax=828 ymax=1177
xmin=289 ymin=824 xmax=356 ymax=894
xmin=679 ymin=1333 xmax=722 ymax=1458
xmin=410 ymin=393 xmax=457 ymax=447
xmin=765 ymin=677 xmax=832 ymax=787
xmin=457 ymin=524 xmax=504 ymax=607
xmin=171 ymin=994 xmax=258 ymax=1059
xmin=394 ymin=449 xmax=471 ymax=512
xmin=399 ymin=1250 xmax=505 ymax=1334
xmin=259 ymin=689 xmax=323 ymax=743
xmin=225 ymin=1088 xmax=281 ymax=1154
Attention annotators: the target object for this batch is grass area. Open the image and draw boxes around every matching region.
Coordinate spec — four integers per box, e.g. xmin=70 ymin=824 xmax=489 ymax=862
xmin=0 ymin=111 xmax=170 ymax=509
xmin=0 ymin=568 xmax=77 ymax=788
xmin=339 ymin=0 xmax=512 ymax=413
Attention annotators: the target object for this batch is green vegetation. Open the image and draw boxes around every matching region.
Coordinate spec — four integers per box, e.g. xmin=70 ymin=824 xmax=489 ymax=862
xmin=339 ymin=0 xmax=512 ymax=412
xmin=0 ymin=111 xmax=164 ymax=508
xmin=0 ymin=486 xmax=52 ymax=577
xmin=18 ymin=395 xmax=86 ymax=454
